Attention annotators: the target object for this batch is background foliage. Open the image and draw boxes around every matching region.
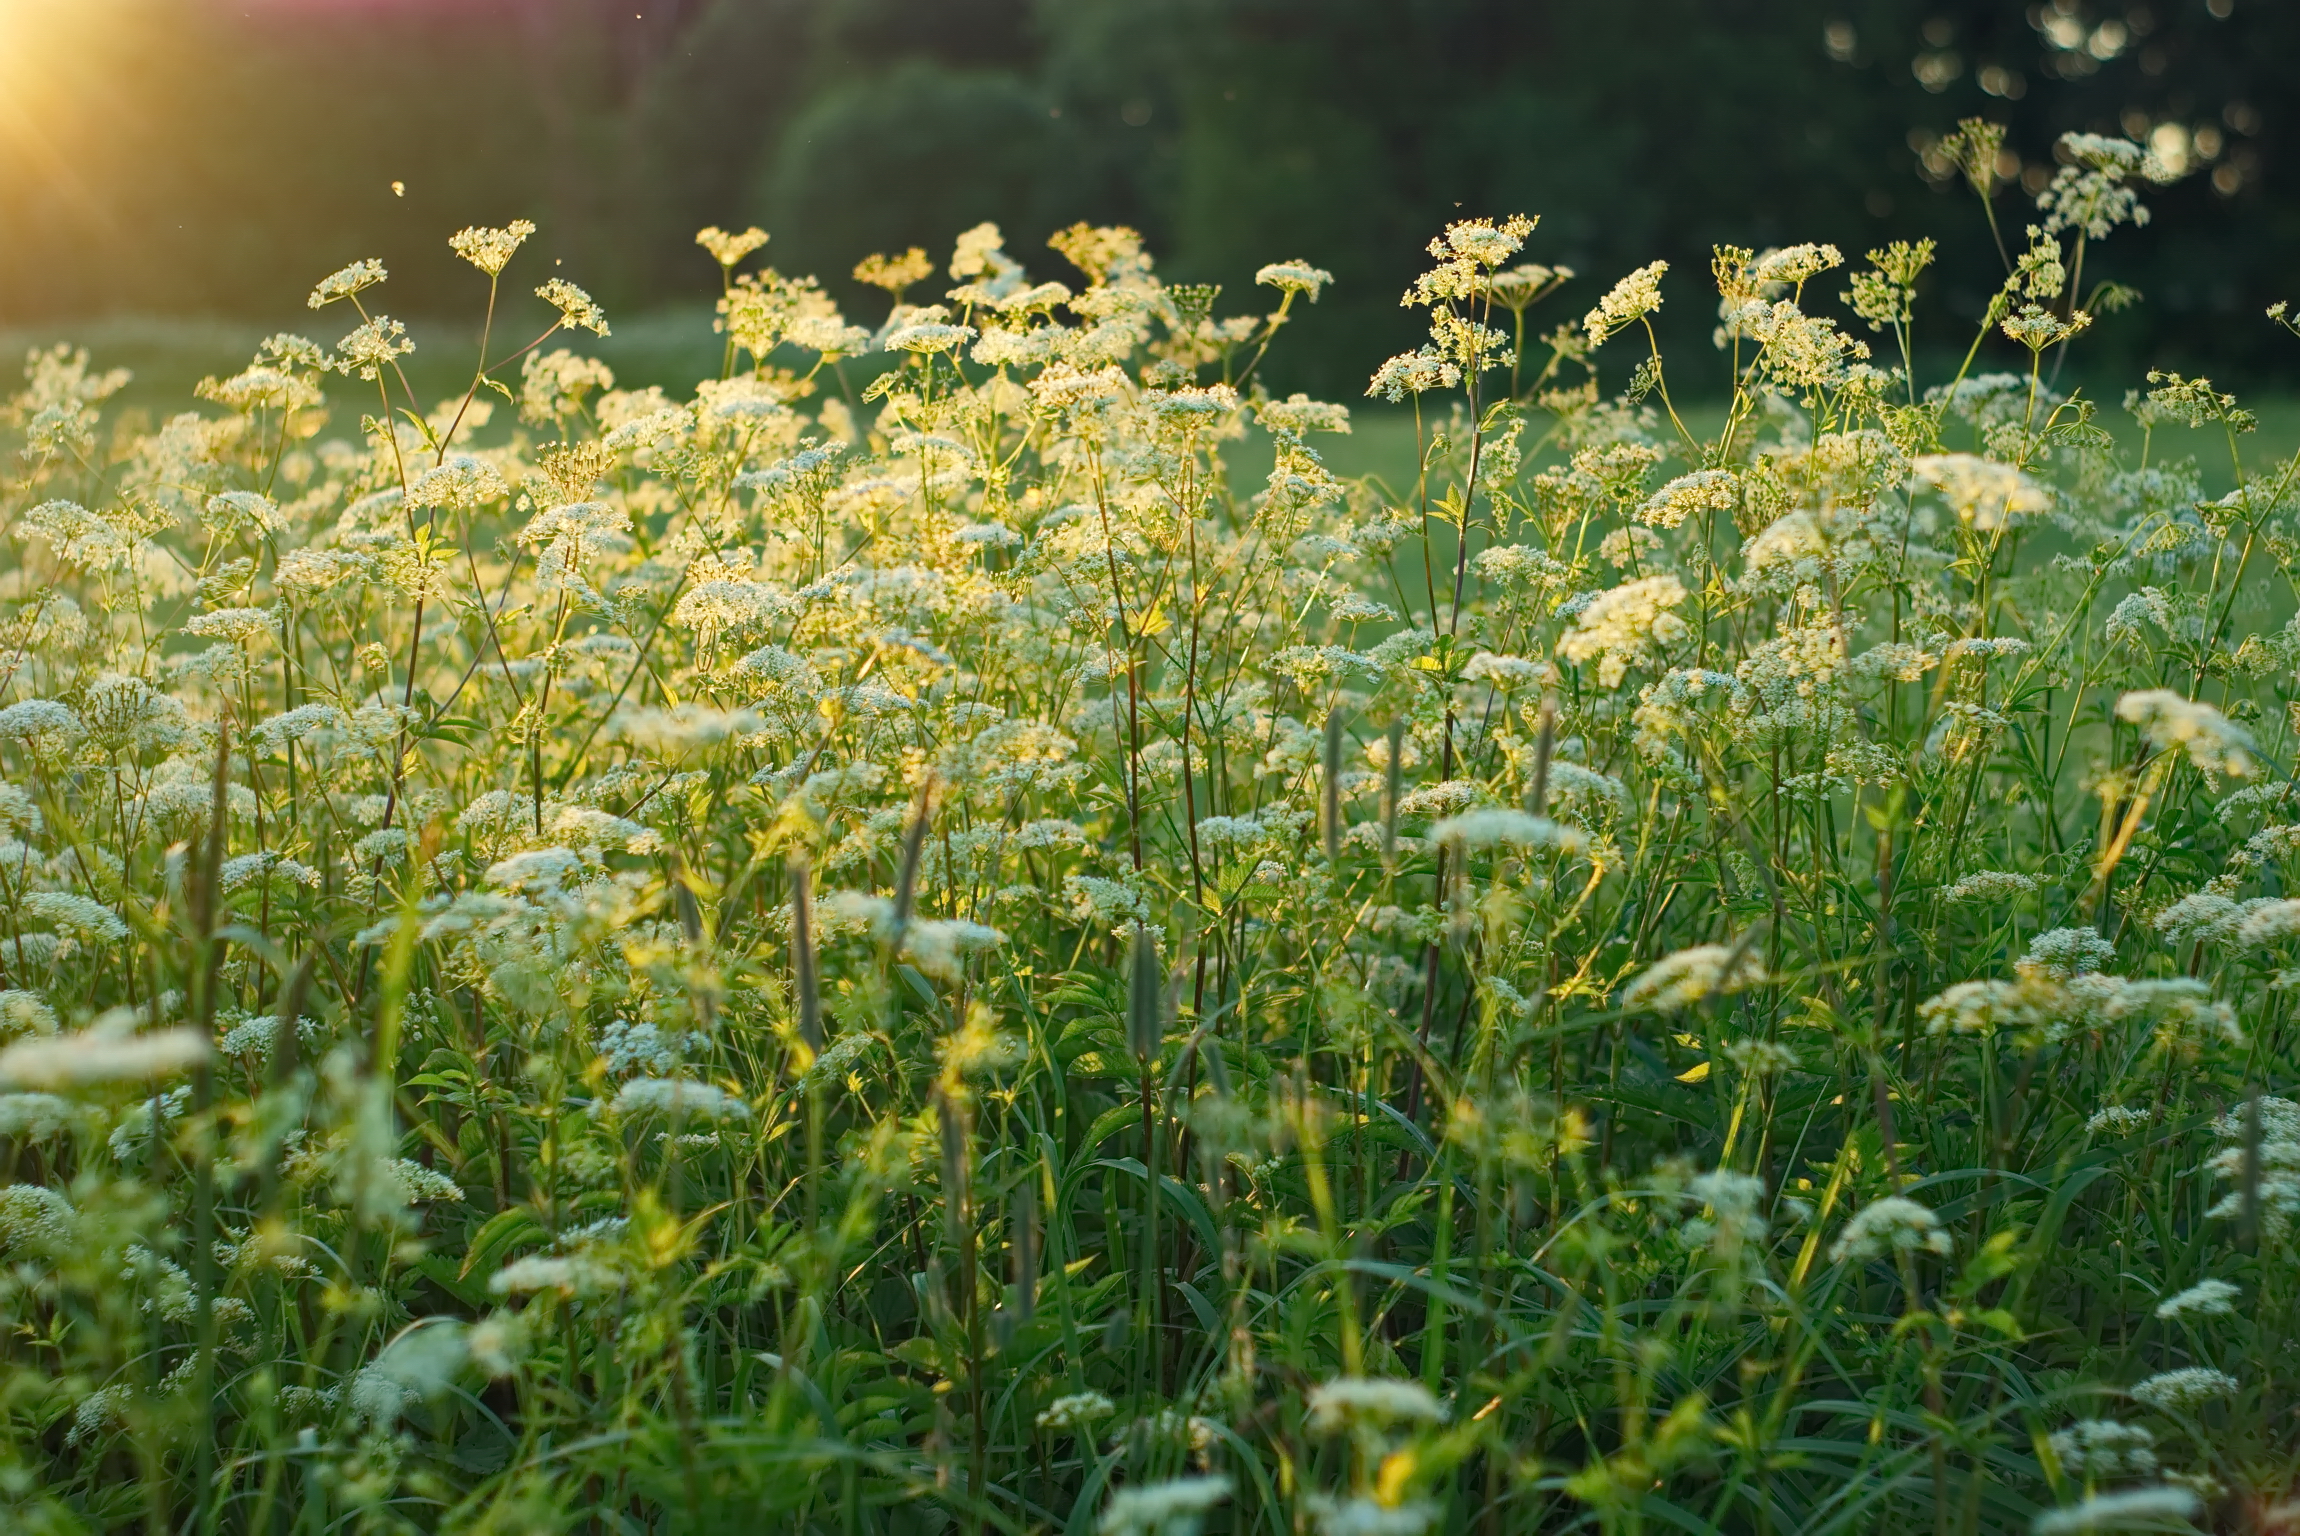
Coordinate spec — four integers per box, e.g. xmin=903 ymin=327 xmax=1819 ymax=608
xmin=1 ymin=0 xmax=2296 ymax=391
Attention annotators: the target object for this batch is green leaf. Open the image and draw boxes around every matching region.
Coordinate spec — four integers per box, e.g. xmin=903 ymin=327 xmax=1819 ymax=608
xmin=457 ymin=1207 xmax=546 ymax=1283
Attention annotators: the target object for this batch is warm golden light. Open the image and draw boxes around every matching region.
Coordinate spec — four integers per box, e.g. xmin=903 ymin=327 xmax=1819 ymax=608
xmin=0 ymin=0 xmax=124 ymax=211
xmin=0 ymin=0 xmax=102 ymax=101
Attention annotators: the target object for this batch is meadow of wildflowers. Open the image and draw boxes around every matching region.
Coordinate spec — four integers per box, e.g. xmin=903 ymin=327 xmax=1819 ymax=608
xmin=0 ymin=120 xmax=2294 ymax=1535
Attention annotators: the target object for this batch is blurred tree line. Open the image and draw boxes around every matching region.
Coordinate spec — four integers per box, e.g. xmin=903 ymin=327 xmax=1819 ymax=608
xmin=1 ymin=0 xmax=2292 ymax=391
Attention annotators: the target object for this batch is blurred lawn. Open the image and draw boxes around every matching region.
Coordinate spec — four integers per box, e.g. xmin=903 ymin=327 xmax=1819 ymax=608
xmin=1314 ymin=398 xmax=2300 ymax=500
xmin=11 ymin=313 xmax=2297 ymax=501
xmin=0 ymin=311 xmax=727 ymax=427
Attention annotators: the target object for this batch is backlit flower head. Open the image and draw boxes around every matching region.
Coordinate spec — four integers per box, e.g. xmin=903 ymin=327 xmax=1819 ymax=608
xmin=1560 ymin=574 xmax=1691 ymax=688
xmin=1305 ymin=1376 xmax=1447 ymax=1434
xmin=853 ymin=246 xmax=933 ymax=295
xmin=2154 ymin=1279 xmax=2238 ymax=1319
xmin=2031 ymin=1489 xmax=2199 ymax=1536
xmin=1098 ymin=1476 xmax=1231 ymax=1536
xmin=1911 ymin=453 xmax=2050 ymax=531
xmin=0 ymin=1024 xmax=209 ymax=1091
xmin=449 ymin=220 xmax=536 ymax=277
xmin=333 ymin=316 xmax=413 ymax=380
xmin=1830 ymin=1195 xmax=1951 ymax=1263
xmin=2131 ymin=1368 xmax=2237 ymax=1412
xmin=1256 ymin=260 xmax=1335 ymax=301
xmin=307 ymin=258 xmax=386 ymax=309
xmin=696 ymin=225 xmax=769 ymax=269
xmin=1583 ymin=261 xmax=1668 ymax=344
xmin=2116 ymin=690 xmax=2255 ymax=779
xmin=536 ymin=278 xmax=609 ymax=336
xmin=1622 ymin=941 xmax=1765 ymax=1013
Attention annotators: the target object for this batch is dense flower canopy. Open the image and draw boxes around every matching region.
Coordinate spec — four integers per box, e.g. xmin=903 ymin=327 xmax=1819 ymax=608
xmin=0 ymin=144 xmax=2293 ymax=1531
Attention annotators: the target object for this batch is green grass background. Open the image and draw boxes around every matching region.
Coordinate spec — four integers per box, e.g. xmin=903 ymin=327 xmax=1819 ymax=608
xmin=15 ymin=312 xmax=2297 ymax=497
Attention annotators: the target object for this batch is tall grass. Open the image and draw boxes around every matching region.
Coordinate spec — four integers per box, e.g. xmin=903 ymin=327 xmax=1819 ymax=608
xmin=0 ymin=129 xmax=2292 ymax=1535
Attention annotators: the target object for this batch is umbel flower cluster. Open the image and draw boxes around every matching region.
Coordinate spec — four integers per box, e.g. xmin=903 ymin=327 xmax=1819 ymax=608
xmin=0 ymin=130 xmax=2293 ymax=1532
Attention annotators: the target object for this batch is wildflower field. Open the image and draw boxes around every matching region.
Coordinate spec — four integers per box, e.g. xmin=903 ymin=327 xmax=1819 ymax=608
xmin=2 ymin=122 xmax=2297 ymax=1535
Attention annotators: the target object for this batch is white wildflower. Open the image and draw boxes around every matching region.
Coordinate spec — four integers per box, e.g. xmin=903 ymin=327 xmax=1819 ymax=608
xmin=307 ymin=258 xmax=386 ymax=308
xmin=2116 ymin=690 xmax=2255 ymax=778
xmin=1679 ymin=1168 xmax=1770 ymax=1252
xmin=0 ymin=784 xmax=40 ymax=837
xmin=2235 ymin=898 xmax=2300 ymax=947
xmin=952 ymin=521 xmax=1021 ymax=549
xmin=1427 ymin=808 xmax=1586 ymax=854
xmin=785 ymin=315 xmax=874 ymax=355
xmin=333 ymin=316 xmax=413 ymax=379
xmin=19 ymin=499 xmax=133 ymax=569
xmin=1396 ymin=780 xmax=1481 ymax=817
xmin=0 ymin=1184 xmax=75 ymax=1251
xmin=520 ymin=349 xmax=614 ymax=423
xmin=883 ymin=321 xmax=977 ymax=355
xmin=1584 ymin=261 xmax=1669 ymax=344
xmin=1918 ymin=978 xmax=2029 ymax=1037
xmin=1306 ymin=1377 xmax=1447 ymax=1434
xmin=489 ymin=1254 xmax=619 ymax=1298
xmin=449 ymin=220 xmax=537 ymax=277
xmin=1911 ymin=453 xmax=2051 ymax=530
xmin=1721 ymin=1038 xmax=1800 ymax=1077
xmin=2036 ymin=134 xmax=2156 ymax=242
xmin=1365 ymin=349 xmax=1460 ymax=401
xmin=901 ymin=918 xmax=1007 ymax=983
xmin=355 ymin=1318 xmax=472 ymax=1426
xmin=2086 ymin=1106 xmax=2151 ymax=1135
xmin=2154 ymin=1279 xmax=2238 ymax=1320
xmin=484 ymin=847 xmax=587 ymax=892
xmin=2023 ymin=926 xmax=2117 ymax=979
xmin=1462 ymin=652 xmax=1545 ymax=685
xmin=1064 ymin=874 xmax=1150 ymax=931
xmin=0 ymin=991 xmax=57 ymax=1038
xmin=1638 ymin=469 xmax=1739 ymax=529
xmin=696 ymin=225 xmax=769 ymax=268
xmin=536 ymin=278 xmax=609 ymax=336
xmin=466 ymin=1312 xmax=524 ymax=1377
xmin=2153 ymin=893 xmax=2249 ymax=946
xmin=1621 ymin=942 xmax=1765 ymax=1013
xmin=2031 ymin=1488 xmax=2199 ymax=1536
xmin=1559 ymin=574 xmax=1690 ymax=687
xmin=1037 ymin=1391 xmax=1117 ymax=1431
xmin=1099 ymin=1476 xmax=1232 ymax=1536
xmin=254 ymin=703 xmax=351 ymax=748
xmin=611 ymin=703 xmax=764 ymax=754
xmin=407 ymin=454 xmax=510 ymax=511
xmin=1829 ymin=1195 xmax=1952 ymax=1263
xmin=2048 ymin=1419 xmax=2157 ymax=1478
xmin=202 ymin=490 xmax=288 ymax=536
xmin=595 ymin=1019 xmax=695 ymax=1077
xmin=1256 ymin=260 xmax=1335 ymax=301
xmin=795 ymin=1031 xmax=880 ymax=1092
xmin=0 ymin=700 xmax=85 ymax=747
xmin=387 ymin=1159 xmax=462 ymax=1204
xmin=182 ymin=607 xmax=275 ymax=646
xmin=1032 ymin=362 xmax=1132 ymax=410
xmin=2131 ymin=1368 xmax=2237 ymax=1412
xmin=1304 ymin=1496 xmax=1439 ymax=1536
xmin=1597 ymin=525 xmax=1665 ymax=568
xmin=610 ymin=1077 xmax=751 ymax=1123
xmin=1946 ymin=870 xmax=2038 ymax=903
xmin=0 ymin=1025 xmax=209 ymax=1090
xmin=1259 ymin=394 xmax=1350 ymax=435
xmin=0 ymin=1092 xmax=77 ymax=1137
